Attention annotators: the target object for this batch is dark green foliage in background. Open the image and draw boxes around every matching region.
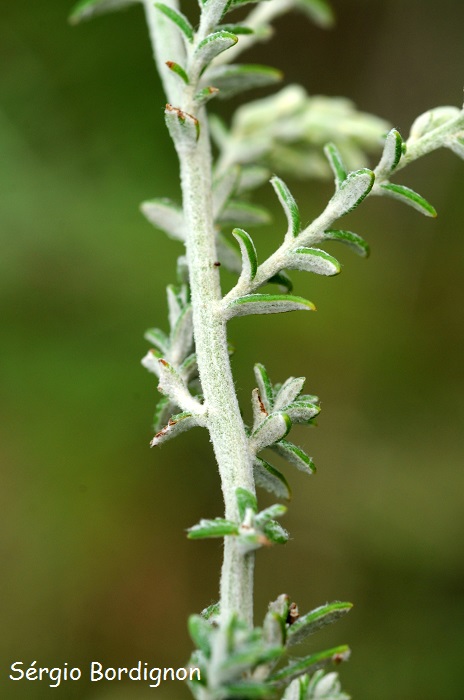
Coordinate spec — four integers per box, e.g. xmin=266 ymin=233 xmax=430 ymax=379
xmin=1 ymin=1 xmax=463 ymax=698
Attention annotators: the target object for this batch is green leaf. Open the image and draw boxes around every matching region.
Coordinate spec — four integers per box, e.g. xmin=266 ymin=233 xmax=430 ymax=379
xmin=283 ymin=400 xmax=320 ymax=423
xmin=271 ymin=440 xmax=315 ymax=475
xmin=144 ymin=327 xmax=170 ymax=354
xmin=203 ymin=64 xmax=282 ymax=100
xmin=270 ymin=646 xmax=351 ymax=684
xmin=224 ymin=0 xmax=272 ymax=10
xmin=140 ymin=198 xmax=185 ymax=240
xmin=287 ymin=247 xmax=341 ymax=276
xmin=262 ymin=519 xmax=289 ymax=544
xmin=379 ymin=183 xmax=437 ymax=217
xmin=409 ymin=105 xmax=461 ymax=141
xmin=273 ymin=377 xmax=306 ymax=411
xmin=150 ymin=411 xmax=198 ymax=447
xmin=218 ymin=200 xmax=271 ymax=226
xmin=165 ymin=104 xmax=200 ymax=149
xmin=288 ymin=602 xmax=353 ymax=646
xmin=271 ymin=176 xmax=300 ymax=239
xmin=188 ymin=614 xmax=212 ymax=657
xmin=69 ymin=0 xmax=137 ymax=24
xmin=254 ymin=457 xmax=292 ymax=500
xmin=323 ymin=229 xmax=370 ymax=257
xmin=179 ymin=352 xmax=199 ymax=382
xmin=375 ymin=128 xmax=403 ymax=177
xmin=225 ymin=294 xmax=316 ymax=320
xmin=166 ymin=61 xmax=189 ymax=85
xmin=296 ymin=0 xmax=335 ymax=28
xmin=323 ymin=143 xmax=347 ymax=188
xmin=267 ymin=271 xmax=293 ymax=293
xmin=154 ymin=3 xmax=194 ymax=42
xmin=187 ymin=518 xmax=239 ymax=539
xmin=195 ymin=31 xmax=238 ymax=70
xmin=255 ymin=503 xmax=287 ymax=525
xmin=236 ymin=488 xmax=258 ymax=520
xmin=447 ymin=135 xmax=464 ymax=160
xmin=194 ymin=86 xmax=220 ymax=106
xmin=201 ymin=601 xmax=220 ymax=620
xmin=330 ymin=168 xmax=375 ymax=217
xmin=250 ymin=413 xmax=292 ymax=453
xmin=153 ymin=396 xmax=175 ymax=432
xmin=169 ymin=304 xmax=194 ymax=364
xmin=254 ymin=363 xmax=274 ymax=412
xmin=232 ymin=228 xmax=258 ymax=282
xmin=218 ymin=23 xmax=255 ymax=35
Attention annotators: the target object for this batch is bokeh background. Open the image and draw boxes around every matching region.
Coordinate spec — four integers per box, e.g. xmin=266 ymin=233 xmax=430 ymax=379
xmin=1 ymin=1 xmax=463 ymax=698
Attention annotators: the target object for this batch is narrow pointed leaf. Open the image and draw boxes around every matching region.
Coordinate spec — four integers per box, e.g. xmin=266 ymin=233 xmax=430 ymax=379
xmin=188 ymin=615 xmax=212 ymax=657
xmin=218 ymin=23 xmax=254 ymax=35
xmin=323 ymin=229 xmax=370 ymax=257
xmin=296 ymin=0 xmax=335 ymax=28
xmin=409 ymin=106 xmax=461 ymax=141
xmin=379 ymin=183 xmax=437 ymax=217
xmin=288 ymin=602 xmax=353 ymax=646
xmin=375 ymin=128 xmax=403 ymax=177
xmin=282 ymin=400 xmax=320 ymax=424
xmin=271 ymin=176 xmax=300 ymax=238
xmin=255 ymin=503 xmax=287 ymax=525
xmin=287 ymin=247 xmax=341 ymax=276
xmin=195 ymin=31 xmax=238 ymax=70
xmin=324 ymin=143 xmax=347 ymax=188
xmin=307 ymin=671 xmax=350 ymax=699
xmin=252 ymin=387 xmax=268 ymax=429
xmin=225 ymin=294 xmax=316 ymax=319
xmin=141 ymin=348 xmax=162 ymax=376
xmin=153 ymin=396 xmax=175 ymax=432
xmin=194 ymin=86 xmax=219 ymax=106
xmin=166 ymin=61 xmax=189 ymax=85
xmin=250 ymin=412 xmax=291 ymax=453
xmin=254 ymin=363 xmax=274 ymax=412
xmin=165 ymin=104 xmax=200 ymax=149
xmin=150 ymin=411 xmax=198 ymax=446
xmin=144 ymin=327 xmax=170 ymax=354
xmin=254 ymin=457 xmax=291 ymax=500
xmin=330 ymin=169 xmax=375 ymax=217
xmin=154 ymin=3 xmax=194 ymax=42
xmin=213 ymin=166 xmax=240 ymax=218
xmin=187 ymin=518 xmax=239 ymax=539
xmin=270 ymin=646 xmax=351 ymax=684
xmin=262 ymin=519 xmax=289 ymax=544
xmin=203 ymin=64 xmax=282 ymax=100
xmin=232 ymin=228 xmax=258 ymax=282
xmin=140 ymin=198 xmax=185 ymax=240
xmin=271 ymin=439 xmax=315 ymax=474
xmin=218 ymin=200 xmax=271 ymax=226
xmin=169 ymin=304 xmax=194 ymax=364
xmin=222 ymin=682 xmax=278 ymax=699
xmin=69 ymin=0 xmax=137 ymax=24
xmin=236 ymin=487 xmax=258 ymax=520
xmin=273 ymin=377 xmax=305 ymax=411
xmin=179 ymin=352 xmax=199 ymax=382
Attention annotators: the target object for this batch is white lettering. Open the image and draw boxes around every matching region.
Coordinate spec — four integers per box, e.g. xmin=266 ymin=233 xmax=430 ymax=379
xmin=90 ymin=662 xmax=103 ymax=682
xmin=129 ymin=661 xmax=141 ymax=681
xmin=176 ymin=668 xmax=187 ymax=681
xmin=190 ymin=667 xmax=201 ymax=681
xmin=149 ymin=668 xmax=161 ymax=688
xmin=70 ymin=667 xmax=81 ymax=680
xmin=9 ymin=662 xmax=24 ymax=681
xmin=26 ymin=662 xmax=38 ymax=681
xmin=48 ymin=668 xmax=62 ymax=688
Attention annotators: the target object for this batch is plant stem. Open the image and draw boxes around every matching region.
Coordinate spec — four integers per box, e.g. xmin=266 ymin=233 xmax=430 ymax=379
xmin=143 ymin=0 xmax=256 ymax=627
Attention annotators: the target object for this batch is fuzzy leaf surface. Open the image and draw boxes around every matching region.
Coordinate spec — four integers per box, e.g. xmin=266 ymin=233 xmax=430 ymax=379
xmin=218 ymin=200 xmax=271 ymax=226
xmin=140 ymin=198 xmax=185 ymax=240
xmin=330 ymin=169 xmax=375 ymax=218
xmin=69 ymin=0 xmax=137 ymax=24
xmin=232 ymin=228 xmax=258 ymax=282
xmin=323 ymin=229 xmax=370 ymax=257
xmin=379 ymin=183 xmax=437 ymax=217
xmin=254 ymin=457 xmax=292 ymax=500
xmin=323 ymin=143 xmax=347 ymax=188
xmin=273 ymin=377 xmax=306 ymax=411
xmin=287 ymin=602 xmax=353 ymax=646
xmin=287 ymin=247 xmax=341 ymax=276
xmin=270 ymin=646 xmax=351 ymax=684
xmin=203 ymin=64 xmax=282 ymax=99
xmin=250 ymin=412 xmax=291 ymax=453
xmin=150 ymin=411 xmax=197 ymax=446
xmin=195 ymin=31 xmax=238 ymax=70
xmin=375 ymin=128 xmax=403 ymax=177
xmin=271 ymin=176 xmax=300 ymax=238
xmin=225 ymin=294 xmax=316 ymax=319
xmin=154 ymin=3 xmax=194 ymax=42
xmin=187 ymin=518 xmax=239 ymax=539
xmin=271 ymin=439 xmax=315 ymax=474
xmin=254 ymin=363 xmax=274 ymax=412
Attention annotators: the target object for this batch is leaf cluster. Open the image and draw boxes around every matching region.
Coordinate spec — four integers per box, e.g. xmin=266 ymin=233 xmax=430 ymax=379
xmin=187 ymin=595 xmax=352 ymax=699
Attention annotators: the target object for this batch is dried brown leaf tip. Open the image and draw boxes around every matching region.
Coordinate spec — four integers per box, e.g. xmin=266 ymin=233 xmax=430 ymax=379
xmin=286 ymin=601 xmax=300 ymax=625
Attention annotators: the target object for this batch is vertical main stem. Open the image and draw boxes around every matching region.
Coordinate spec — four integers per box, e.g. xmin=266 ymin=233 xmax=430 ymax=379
xmin=179 ymin=123 xmax=256 ymax=626
xmin=143 ymin=1 xmax=256 ymax=627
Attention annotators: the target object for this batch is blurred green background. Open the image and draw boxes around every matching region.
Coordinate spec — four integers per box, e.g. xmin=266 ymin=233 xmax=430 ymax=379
xmin=1 ymin=1 xmax=463 ymax=698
